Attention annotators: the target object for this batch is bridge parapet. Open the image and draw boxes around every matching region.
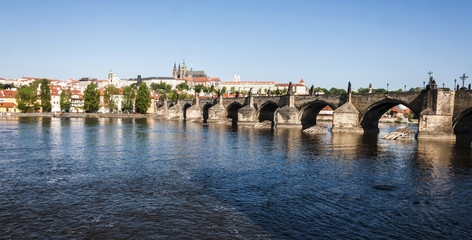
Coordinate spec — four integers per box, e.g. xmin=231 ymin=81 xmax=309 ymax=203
xmin=153 ymin=87 xmax=471 ymax=138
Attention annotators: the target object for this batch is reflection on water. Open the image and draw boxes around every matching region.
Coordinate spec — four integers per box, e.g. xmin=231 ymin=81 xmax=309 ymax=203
xmin=331 ymin=132 xmax=364 ymax=159
xmin=1 ymin=117 xmax=472 ymax=239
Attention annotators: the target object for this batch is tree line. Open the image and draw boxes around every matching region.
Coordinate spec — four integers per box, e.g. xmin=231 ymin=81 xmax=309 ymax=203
xmin=81 ymin=83 xmax=151 ymax=114
xmin=15 ymin=80 xmax=152 ymax=114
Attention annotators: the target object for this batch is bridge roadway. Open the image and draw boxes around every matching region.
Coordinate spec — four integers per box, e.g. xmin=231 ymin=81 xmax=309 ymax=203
xmin=155 ymin=85 xmax=472 ymax=139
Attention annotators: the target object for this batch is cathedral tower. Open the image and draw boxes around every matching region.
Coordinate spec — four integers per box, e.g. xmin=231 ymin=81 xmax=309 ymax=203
xmin=172 ymin=63 xmax=177 ymax=79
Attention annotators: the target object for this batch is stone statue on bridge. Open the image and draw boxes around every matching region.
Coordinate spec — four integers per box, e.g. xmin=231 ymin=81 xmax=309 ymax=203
xmin=427 ymin=76 xmax=437 ymax=90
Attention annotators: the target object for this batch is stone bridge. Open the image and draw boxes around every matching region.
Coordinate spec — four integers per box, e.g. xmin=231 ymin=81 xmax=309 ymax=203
xmin=155 ymin=84 xmax=472 ymax=139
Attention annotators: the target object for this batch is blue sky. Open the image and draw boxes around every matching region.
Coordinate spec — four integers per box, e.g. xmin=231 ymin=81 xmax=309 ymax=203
xmin=1 ymin=0 xmax=471 ymax=90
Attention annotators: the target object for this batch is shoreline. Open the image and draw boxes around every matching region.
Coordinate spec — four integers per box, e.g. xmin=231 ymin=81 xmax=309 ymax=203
xmin=2 ymin=112 xmax=419 ymax=125
xmin=5 ymin=112 xmax=160 ymax=119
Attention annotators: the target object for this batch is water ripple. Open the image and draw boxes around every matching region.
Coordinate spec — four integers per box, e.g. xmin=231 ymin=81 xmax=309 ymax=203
xmin=0 ymin=117 xmax=472 ymax=239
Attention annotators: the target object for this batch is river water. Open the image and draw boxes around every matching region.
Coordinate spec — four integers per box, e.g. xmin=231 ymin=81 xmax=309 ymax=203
xmin=1 ymin=117 xmax=472 ymax=239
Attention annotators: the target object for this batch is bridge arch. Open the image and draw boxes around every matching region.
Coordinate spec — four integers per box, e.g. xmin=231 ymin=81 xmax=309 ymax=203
xmin=202 ymin=103 xmax=213 ymax=123
xmin=182 ymin=103 xmax=192 ymax=120
xmin=299 ymin=100 xmax=335 ymax=129
xmin=226 ymin=102 xmax=243 ymax=123
xmin=360 ymin=99 xmax=418 ymax=132
xmin=453 ymin=108 xmax=472 ymax=135
xmin=257 ymin=101 xmax=278 ymax=123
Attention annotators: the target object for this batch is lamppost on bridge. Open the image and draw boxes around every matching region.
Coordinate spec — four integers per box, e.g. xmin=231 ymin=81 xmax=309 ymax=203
xmin=404 ymin=85 xmax=406 ymax=92
xmin=387 ymin=83 xmax=389 ymax=92
xmin=423 ymin=81 xmax=426 ymax=89
xmin=455 ymin=79 xmax=457 ymax=90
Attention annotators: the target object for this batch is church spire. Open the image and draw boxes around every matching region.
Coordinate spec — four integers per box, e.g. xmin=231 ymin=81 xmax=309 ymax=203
xmin=172 ymin=62 xmax=177 ymax=79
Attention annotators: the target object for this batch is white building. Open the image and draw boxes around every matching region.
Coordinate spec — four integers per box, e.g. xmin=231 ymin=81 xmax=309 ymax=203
xmin=275 ymin=79 xmax=308 ymax=95
xmin=220 ymin=80 xmax=276 ymax=94
xmin=70 ymin=88 xmax=84 ymax=112
xmin=220 ymin=76 xmax=307 ymax=95
xmin=98 ymin=94 xmax=124 ymax=113
xmin=50 ymin=85 xmax=62 ymax=113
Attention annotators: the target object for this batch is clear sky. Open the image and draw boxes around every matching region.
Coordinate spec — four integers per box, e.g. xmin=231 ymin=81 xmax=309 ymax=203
xmin=1 ymin=0 xmax=471 ymax=90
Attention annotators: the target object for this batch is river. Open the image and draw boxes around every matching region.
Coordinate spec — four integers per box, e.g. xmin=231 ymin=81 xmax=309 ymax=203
xmin=1 ymin=117 xmax=472 ymax=239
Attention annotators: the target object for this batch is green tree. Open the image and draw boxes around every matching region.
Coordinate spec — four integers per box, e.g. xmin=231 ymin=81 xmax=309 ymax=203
xmin=313 ymin=87 xmax=328 ymax=94
xmin=0 ymin=83 xmax=15 ymax=90
xmin=60 ymin=88 xmax=72 ymax=112
xmin=122 ymin=86 xmax=136 ymax=113
xmin=230 ymin=87 xmax=236 ymax=94
xmin=150 ymin=82 xmax=157 ymax=91
xmin=327 ymin=88 xmax=347 ymax=94
xmin=275 ymin=88 xmax=281 ymax=95
xmin=221 ymin=86 xmax=227 ymax=93
xmin=104 ymin=84 xmax=120 ymax=112
xmin=168 ymin=89 xmax=179 ymax=101
xmin=404 ymin=112 xmax=413 ymax=122
xmin=31 ymin=79 xmax=42 ymax=88
xmin=40 ymin=79 xmax=52 ymax=112
xmin=151 ymin=81 xmax=172 ymax=92
xmin=194 ymin=84 xmax=205 ymax=93
xmin=372 ymin=88 xmax=387 ymax=94
xmin=395 ymin=117 xmax=403 ymax=124
xmin=15 ymin=85 xmax=39 ymax=112
xmin=357 ymin=88 xmax=370 ymax=94
xmin=84 ymin=82 xmax=100 ymax=113
xmin=176 ymin=82 xmax=189 ymax=91
xmin=135 ymin=83 xmax=151 ymax=114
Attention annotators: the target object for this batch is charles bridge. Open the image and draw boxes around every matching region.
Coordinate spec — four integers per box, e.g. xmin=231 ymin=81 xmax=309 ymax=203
xmin=154 ymin=82 xmax=472 ymax=139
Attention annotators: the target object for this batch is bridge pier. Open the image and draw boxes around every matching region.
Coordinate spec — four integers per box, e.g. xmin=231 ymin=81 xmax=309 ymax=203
xmin=331 ymin=102 xmax=364 ymax=133
xmin=167 ymin=101 xmax=184 ymax=120
xmin=275 ymin=94 xmax=301 ymax=128
xmin=417 ymin=89 xmax=455 ymax=140
xmin=185 ymin=97 xmax=202 ymax=122
xmin=207 ymin=95 xmax=226 ymax=124
xmin=156 ymin=98 xmax=168 ymax=119
xmin=238 ymin=94 xmax=258 ymax=125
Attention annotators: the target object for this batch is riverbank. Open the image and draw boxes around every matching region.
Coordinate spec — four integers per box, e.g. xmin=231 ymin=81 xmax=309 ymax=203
xmin=5 ymin=112 xmax=159 ymax=119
